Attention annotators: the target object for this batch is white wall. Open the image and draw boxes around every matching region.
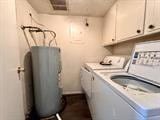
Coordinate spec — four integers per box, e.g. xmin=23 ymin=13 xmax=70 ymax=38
xmin=113 ymin=33 xmax=160 ymax=55
xmin=16 ymin=0 xmax=40 ymax=115
xmin=39 ymin=14 xmax=112 ymax=94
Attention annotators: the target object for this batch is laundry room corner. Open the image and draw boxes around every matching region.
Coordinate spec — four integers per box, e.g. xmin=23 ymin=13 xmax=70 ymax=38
xmin=39 ymin=14 xmax=113 ymax=94
xmin=3 ymin=0 xmax=160 ymax=120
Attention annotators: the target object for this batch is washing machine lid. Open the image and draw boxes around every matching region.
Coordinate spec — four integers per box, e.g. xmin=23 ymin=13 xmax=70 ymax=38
xmin=128 ymin=40 xmax=160 ymax=85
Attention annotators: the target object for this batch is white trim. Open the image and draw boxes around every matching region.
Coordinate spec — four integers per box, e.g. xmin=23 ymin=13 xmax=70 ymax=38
xmin=62 ymin=90 xmax=83 ymax=95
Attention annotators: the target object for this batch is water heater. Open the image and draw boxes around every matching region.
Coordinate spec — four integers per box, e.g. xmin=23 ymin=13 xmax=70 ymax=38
xmin=31 ymin=46 xmax=62 ymax=118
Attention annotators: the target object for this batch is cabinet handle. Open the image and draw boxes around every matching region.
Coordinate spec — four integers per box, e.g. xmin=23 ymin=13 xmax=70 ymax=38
xmin=92 ymin=77 xmax=94 ymax=81
xmin=136 ymin=29 xmax=141 ymax=34
xmin=148 ymin=24 xmax=155 ymax=29
xmin=112 ymin=39 xmax=115 ymax=42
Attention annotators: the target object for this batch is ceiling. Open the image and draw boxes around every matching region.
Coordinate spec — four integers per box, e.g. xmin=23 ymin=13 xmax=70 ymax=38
xmin=27 ymin=0 xmax=116 ymax=17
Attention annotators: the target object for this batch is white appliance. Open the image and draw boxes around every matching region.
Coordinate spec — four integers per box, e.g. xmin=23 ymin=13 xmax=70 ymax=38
xmin=85 ymin=56 xmax=126 ymax=71
xmin=94 ymin=40 xmax=160 ymax=120
xmin=81 ymin=56 xmax=127 ymax=98
xmin=81 ymin=56 xmax=129 ymax=119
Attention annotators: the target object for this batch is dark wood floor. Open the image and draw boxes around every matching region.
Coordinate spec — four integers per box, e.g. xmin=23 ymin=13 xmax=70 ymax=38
xmin=30 ymin=94 xmax=92 ymax=120
xmin=60 ymin=94 xmax=92 ymax=120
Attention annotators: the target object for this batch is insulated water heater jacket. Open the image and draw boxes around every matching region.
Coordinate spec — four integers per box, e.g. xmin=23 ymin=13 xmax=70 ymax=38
xmin=31 ymin=46 xmax=62 ymax=117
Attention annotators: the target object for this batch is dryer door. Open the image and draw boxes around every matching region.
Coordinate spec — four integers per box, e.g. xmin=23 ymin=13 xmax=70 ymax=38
xmin=80 ymin=67 xmax=92 ymax=98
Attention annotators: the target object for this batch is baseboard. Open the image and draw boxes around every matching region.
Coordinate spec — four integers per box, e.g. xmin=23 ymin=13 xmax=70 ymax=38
xmin=63 ymin=90 xmax=83 ymax=95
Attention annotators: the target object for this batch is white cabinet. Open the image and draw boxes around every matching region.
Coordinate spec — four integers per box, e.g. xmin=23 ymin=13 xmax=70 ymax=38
xmin=145 ymin=0 xmax=160 ymax=34
xmin=103 ymin=3 xmax=117 ymax=45
xmin=116 ymin=0 xmax=146 ymax=41
xmin=103 ymin=0 xmax=160 ymax=46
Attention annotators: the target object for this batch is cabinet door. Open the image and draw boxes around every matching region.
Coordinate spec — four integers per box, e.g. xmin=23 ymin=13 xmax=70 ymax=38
xmin=103 ymin=3 xmax=117 ymax=45
xmin=145 ymin=0 xmax=160 ymax=33
xmin=0 ymin=0 xmax=25 ymax=119
xmin=116 ymin=0 xmax=145 ymax=41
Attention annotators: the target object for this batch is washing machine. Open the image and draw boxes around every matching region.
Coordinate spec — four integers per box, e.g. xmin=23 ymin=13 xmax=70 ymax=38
xmin=80 ymin=56 xmax=129 ymax=119
xmin=94 ymin=40 xmax=160 ymax=120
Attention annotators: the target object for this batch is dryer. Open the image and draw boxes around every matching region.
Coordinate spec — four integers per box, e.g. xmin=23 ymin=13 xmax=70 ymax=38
xmin=94 ymin=40 xmax=160 ymax=120
xmin=85 ymin=56 xmax=127 ymax=71
xmin=81 ymin=56 xmax=128 ymax=98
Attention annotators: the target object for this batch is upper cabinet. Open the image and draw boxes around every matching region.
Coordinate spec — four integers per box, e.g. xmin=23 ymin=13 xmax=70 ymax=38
xmin=116 ymin=0 xmax=146 ymax=41
xmin=102 ymin=3 xmax=117 ymax=45
xmin=103 ymin=0 xmax=160 ymax=46
xmin=145 ymin=0 xmax=160 ymax=34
